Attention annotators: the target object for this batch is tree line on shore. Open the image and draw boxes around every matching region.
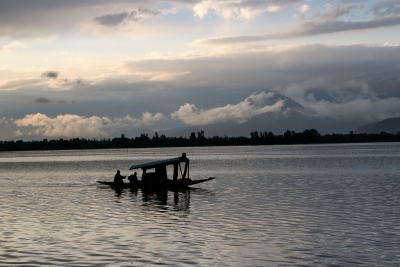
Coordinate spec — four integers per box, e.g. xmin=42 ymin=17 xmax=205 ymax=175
xmin=1 ymin=129 xmax=400 ymax=151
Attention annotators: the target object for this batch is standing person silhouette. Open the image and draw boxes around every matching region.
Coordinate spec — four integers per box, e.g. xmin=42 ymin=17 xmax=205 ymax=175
xmin=114 ymin=170 xmax=126 ymax=185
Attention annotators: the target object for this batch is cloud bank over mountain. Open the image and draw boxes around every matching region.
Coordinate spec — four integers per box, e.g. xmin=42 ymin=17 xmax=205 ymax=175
xmin=171 ymin=92 xmax=285 ymax=125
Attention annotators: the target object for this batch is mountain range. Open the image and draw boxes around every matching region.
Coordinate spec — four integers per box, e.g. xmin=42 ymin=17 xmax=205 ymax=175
xmin=355 ymin=117 xmax=400 ymax=134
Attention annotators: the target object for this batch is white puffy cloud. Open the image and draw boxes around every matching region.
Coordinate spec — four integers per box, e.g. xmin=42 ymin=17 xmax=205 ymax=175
xmin=0 ymin=117 xmax=8 ymax=124
xmin=13 ymin=112 xmax=165 ymax=138
xmin=171 ymin=91 xmax=285 ymax=125
xmin=192 ymin=0 xmax=299 ymax=19
xmin=115 ymin=112 xmax=165 ymax=127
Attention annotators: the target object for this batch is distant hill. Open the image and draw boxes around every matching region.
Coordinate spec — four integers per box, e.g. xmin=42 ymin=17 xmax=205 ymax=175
xmin=355 ymin=117 xmax=400 ymax=134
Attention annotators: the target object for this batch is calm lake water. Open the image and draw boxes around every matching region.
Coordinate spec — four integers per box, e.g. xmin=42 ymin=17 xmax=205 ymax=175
xmin=0 ymin=143 xmax=399 ymax=267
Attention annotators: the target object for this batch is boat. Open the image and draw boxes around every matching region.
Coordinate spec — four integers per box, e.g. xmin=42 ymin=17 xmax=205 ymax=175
xmin=97 ymin=153 xmax=215 ymax=189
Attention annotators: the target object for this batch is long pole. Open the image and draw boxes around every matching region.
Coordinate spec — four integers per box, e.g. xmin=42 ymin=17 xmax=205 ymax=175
xmin=178 ymin=163 xmax=183 ymax=178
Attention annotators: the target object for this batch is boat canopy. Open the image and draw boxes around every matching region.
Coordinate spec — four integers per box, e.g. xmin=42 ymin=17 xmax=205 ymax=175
xmin=129 ymin=153 xmax=189 ymax=170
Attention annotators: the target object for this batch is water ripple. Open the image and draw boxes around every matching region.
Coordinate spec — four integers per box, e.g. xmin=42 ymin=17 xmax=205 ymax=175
xmin=0 ymin=145 xmax=400 ymax=266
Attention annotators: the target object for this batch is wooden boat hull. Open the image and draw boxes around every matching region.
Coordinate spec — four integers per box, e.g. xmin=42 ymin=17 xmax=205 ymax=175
xmin=97 ymin=177 xmax=215 ymax=189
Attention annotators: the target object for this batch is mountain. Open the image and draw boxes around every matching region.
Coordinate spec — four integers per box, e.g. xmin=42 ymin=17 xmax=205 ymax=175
xmin=355 ymin=117 xmax=400 ymax=134
xmin=238 ymin=109 xmax=355 ymax=135
xmin=170 ymin=91 xmax=358 ymax=137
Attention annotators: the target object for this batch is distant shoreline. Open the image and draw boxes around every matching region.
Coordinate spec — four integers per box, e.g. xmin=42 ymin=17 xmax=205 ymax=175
xmin=1 ymin=129 xmax=400 ymax=152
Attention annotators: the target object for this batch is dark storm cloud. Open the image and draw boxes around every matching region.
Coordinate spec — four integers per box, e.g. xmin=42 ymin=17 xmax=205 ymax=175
xmin=95 ymin=12 xmax=130 ymax=26
xmin=94 ymin=7 xmax=161 ymax=26
xmin=138 ymin=7 xmax=160 ymax=16
xmin=121 ymin=44 xmax=400 ymax=100
xmin=118 ymin=44 xmax=400 ymax=123
xmin=32 ymin=97 xmax=68 ymax=104
xmin=33 ymin=97 xmax=50 ymax=103
xmin=41 ymin=71 xmax=59 ymax=79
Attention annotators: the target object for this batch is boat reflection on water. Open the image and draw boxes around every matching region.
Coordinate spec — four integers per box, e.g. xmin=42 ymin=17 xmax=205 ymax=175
xmin=140 ymin=187 xmax=191 ymax=213
xmin=110 ymin=186 xmax=213 ymax=214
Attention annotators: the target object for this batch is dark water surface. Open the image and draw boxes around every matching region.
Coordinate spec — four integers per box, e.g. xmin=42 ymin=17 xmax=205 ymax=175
xmin=0 ymin=144 xmax=399 ymax=266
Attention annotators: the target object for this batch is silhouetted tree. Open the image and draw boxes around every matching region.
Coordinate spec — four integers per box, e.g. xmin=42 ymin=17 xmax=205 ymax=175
xmin=197 ymin=130 xmax=205 ymax=145
xmin=190 ymin=132 xmax=197 ymax=144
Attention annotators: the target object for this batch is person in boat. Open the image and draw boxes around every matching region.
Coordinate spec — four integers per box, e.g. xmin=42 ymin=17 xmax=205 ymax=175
xmin=128 ymin=172 xmax=138 ymax=184
xmin=114 ymin=170 xmax=126 ymax=185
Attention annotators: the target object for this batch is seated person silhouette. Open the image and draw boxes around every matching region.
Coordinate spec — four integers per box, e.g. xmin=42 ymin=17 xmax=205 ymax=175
xmin=128 ymin=172 xmax=139 ymax=184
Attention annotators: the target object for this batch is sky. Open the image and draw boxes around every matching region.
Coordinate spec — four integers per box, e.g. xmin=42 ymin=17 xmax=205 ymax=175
xmin=1 ymin=0 xmax=400 ymax=140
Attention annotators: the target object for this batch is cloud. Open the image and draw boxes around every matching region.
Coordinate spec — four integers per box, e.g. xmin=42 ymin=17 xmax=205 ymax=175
xmin=0 ymin=41 xmax=27 ymax=52
xmin=122 ymin=112 xmax=165 ymax=127
xmin=149 ymin=71 xmax=190 ymax=81
xmin=313 ymin=4 xmax=357 ymax=21
xmin=14 ymin=130 xmax=23 ymax=136
xmin=372 ymin=0 xmax=400 ymax=18
xmin=14 ymin=113 xmax=112 ymax=137
xmin=41 ymin=71 xmax=59 ymax=79
xmin=32 ymin=97 xmax=70 ymax=104
xmin=171 ymin=91 xmax=285 ymax=125
xmin=0 ymin=117 xmax=8 ymax=124
xmin=194 ymin=0 xmax=304 ymax=19
xmin=95 ymin=11 xmax=130 ymax=26
xmin=46 ymin=77 xmax=86 ymax=90
xmin=0 ymin=78 xmax=42 ymax=90
xmin=94 ymin=7 xmax=160 ymax=26
xmin=0 ymin=73 xmax=97 ymax=92
xmin=192 ymin=0 xmax=299 ymax=19
xmin=122 ymin=44 xmax=400 ymax=88
xmin=0 ymin=1 xmax=161 ymax=38
xmin=194 ymin=15 xmax=400 ymax=45
xmin=303 ymin=92 xmax=400 ymax=122
xmin=170 ymin=87 xmax=400 ymax=127
xmin=138 ymin=7 xmax=160 ymax=16
xmin=298 ymin=5 xmax=309 ymax=13
xmin=3 ymin=43 xmax=400 ymax=135
xmin=33 ymin=97 xmax=51 ymax=104
xmin=118 ymin=43 xmax=400 ymax=124
xmin=14 ymin=112 xmax=165 ymax=138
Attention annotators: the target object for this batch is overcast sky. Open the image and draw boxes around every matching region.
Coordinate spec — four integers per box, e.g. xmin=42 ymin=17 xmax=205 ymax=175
xmin=1 ymin=0 xmax=400 ymax=140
